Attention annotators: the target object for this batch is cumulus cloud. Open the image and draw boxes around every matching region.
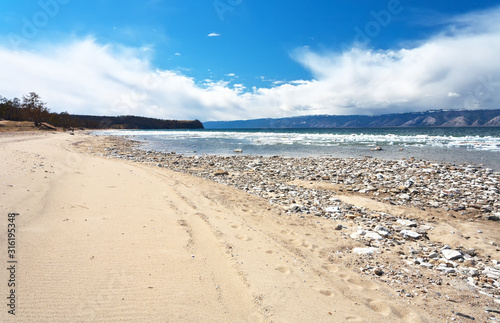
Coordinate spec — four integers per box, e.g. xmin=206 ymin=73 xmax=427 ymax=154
xmin=1 ymin=7 xmax=500 ymax=121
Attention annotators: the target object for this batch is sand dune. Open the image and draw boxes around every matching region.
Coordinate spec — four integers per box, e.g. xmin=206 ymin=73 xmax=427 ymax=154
xmin=1 ymin=132 xmax=493 ymax=322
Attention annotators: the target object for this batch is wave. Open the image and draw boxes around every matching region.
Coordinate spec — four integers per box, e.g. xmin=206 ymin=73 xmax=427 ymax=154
xmin=95 ymin=130 xmax=500 ymax=151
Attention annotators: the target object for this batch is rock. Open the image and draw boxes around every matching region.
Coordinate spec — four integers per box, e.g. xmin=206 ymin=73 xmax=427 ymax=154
xmin=441 ymin=249 xmax=463 ymax=261
xmin=288 ymin=204 xmax=304 ymax=213
xmin=488 ymin=214 xmax=500 ymax=221
xmin=374 ymin=268 xmax=384 ymax=276
xmin=397 ymin=219 xmax=417 ymax=227
xmin=452 ymin=312 xmax=475 ymax=321
xmin=233 ymin=148 xmax=243 ymax=153
xmin=429 ymin=201 xmax=440 ymax=208
xmin=375 ymin=225 xmax=389 ymax=232
xmin=335 ymin=224 xmax=343 ymax=230
xmin=400 ymin=230 xmax=421 ymax=239
xmin=469 ymin=269 xmax=480 ymax=277
xmin=464 ymin=249 xmax=477 ymax=257
xmin=350 ymin=230 xmax=366 ymax=239
xmin=483 ymin=267 xmax=500 ymax=280
xmin=463 ymin=259 xmax=477 ymax=267
xmin=353 ymin=247 xmax=378 ymax=255
xmin=377 ymin=230 xmax=390 ymax=237
xmin=365 ymin=231 xmax=383 ymax=241
xmin=416 ymin=227 xmax=429 ymax=235
xmin=214 ymin=170 xmax=229 ymax=176
xmin=436 ymin=266 xmax=456 ymax=274
xmin=370 ymin=146 xmax=383 ymax=151
xmin=420 ymin=262 xmax=434 ymax=269
xmin=484 ymin=307 xmax=500 ymax=314
xmin=325 ymin=206 xmax=340 ymax=213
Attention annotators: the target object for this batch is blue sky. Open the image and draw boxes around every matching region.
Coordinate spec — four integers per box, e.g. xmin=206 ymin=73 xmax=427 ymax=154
xmin=1 ymin=1 xmax=500 ymax=121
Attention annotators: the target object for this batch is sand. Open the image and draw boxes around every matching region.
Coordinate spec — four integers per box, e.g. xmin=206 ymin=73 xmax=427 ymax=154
xmin=0 ymin=131 xmax=497 ymax=322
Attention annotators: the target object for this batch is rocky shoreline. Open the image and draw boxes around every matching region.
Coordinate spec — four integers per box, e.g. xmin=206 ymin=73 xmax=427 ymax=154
xmin=82 ymin=134 xmax=500 ymax=320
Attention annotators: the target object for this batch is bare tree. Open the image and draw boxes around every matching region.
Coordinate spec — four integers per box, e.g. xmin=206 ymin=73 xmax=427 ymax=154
xmin=22 ymin=92 xmax=49 ymax=127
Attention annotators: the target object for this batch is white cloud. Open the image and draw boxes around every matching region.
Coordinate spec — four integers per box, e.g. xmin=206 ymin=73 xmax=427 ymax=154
xmin=207 ymin=33 xmax=221 ymax=37
xmin=1 ymin=7 xmax=500 ymax=121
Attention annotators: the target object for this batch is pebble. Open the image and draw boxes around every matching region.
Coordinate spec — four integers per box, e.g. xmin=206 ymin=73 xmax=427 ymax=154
xmin=365 ymin=231 xmax=383 ymax=241
xmin=441 ymin=249 xmax=463 ymax=261
xmin=353 ymin=247 xmax=378 ymax=255
xmin=488 ymin=214 xmax=500 ymax=221
xmin=485 ymin=306 xmax=500 ymax=314
xmin=400 ymin=230 xmax=421 ymax=239
xmin=397 ymin=219 xmax=417 ymax=227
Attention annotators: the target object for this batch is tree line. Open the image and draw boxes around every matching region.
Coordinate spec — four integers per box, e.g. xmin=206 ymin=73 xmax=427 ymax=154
xmin=0 ymin=93 xmax=204 ymax=130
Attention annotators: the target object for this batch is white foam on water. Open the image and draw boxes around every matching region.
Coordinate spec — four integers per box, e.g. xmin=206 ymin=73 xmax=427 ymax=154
xmin=94 ymin=130 xmax=500 ymax=151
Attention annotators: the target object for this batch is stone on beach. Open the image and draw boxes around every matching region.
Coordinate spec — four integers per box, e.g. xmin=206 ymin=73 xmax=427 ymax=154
xmin=397 ymin=219 xmax=417 ymax=227
xmin=353 ymin=247 xmax=379 ymax=255
xmin=400 ymin=230 xmax=421 ymax=239
xmin=488 ymin=213 xmax=500 ymax=221
xmin=364 ymin=231 xmax=383 ymax=241
xmin=441 ymin=249 xmax=463 ymax=260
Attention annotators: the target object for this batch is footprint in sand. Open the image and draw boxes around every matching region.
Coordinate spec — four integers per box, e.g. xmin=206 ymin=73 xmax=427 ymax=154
xmin=289 ymin=238 xmax=312 ymax=249
xmin=275 ymin=266 xmax=292 ymax=275
xmin=367 ymin=299 xmax=416 ymax=320
xmin=322 ymin=264 xmax=339 ymax=273
xmin=343 ymin=276 xmax=378 ymax=291
xmin=280 ymin=229 xmax=297 ymax=236
xmin=367 ymin=300 xmax=392 ymax=316
xmin=301 ymin=241 xmax=312 ymax=248
xmin=235 ymin=235 xmax=253 ymax=241
xmin=265 ymin=250 xmax=274 ymax=254
xmin=231 ymin=224 xmax=240 ymax=229
xmin=319 ymin=290 xmax=334 ymax=297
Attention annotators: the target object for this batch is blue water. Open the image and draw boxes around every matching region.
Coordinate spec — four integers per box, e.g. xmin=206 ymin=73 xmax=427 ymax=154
xmin=94 ymin=127 xmax=500 ymax=171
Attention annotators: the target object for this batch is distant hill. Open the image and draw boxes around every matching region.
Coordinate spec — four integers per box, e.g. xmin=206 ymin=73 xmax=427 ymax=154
xmin=204 ymin=109 xmax=500 ymax=129
xmin=72 ymin=115 xmax=204 ymax=130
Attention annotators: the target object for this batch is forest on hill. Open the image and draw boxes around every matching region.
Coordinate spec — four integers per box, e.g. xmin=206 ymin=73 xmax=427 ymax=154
xmin=0 ymin=93 xmax=203 ymax=130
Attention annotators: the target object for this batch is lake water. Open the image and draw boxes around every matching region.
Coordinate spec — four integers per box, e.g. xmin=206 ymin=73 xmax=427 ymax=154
xmin=93 ymin=127 xmax=500 ymax=171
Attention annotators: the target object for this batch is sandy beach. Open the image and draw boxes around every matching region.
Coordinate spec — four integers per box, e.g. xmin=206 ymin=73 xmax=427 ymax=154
xmin=1 ymin=131 xmax=499 ymax=322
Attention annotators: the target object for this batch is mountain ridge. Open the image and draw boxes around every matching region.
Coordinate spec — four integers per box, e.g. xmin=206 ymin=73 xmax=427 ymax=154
xmin=204 ymin=109 xmax=500 ymax=129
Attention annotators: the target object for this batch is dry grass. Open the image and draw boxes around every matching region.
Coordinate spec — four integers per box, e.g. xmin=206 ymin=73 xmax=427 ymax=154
xmin=0 ymin=120 xmax=61 ymax=132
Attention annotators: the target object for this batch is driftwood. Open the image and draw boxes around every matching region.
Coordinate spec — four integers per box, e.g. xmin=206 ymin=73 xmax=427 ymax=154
xmin=39 ymin=123 xmax=57 ymax=130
